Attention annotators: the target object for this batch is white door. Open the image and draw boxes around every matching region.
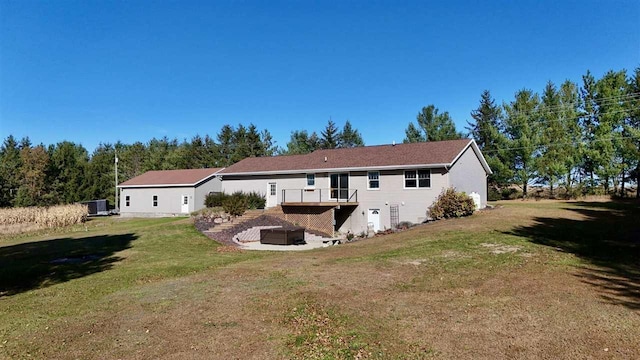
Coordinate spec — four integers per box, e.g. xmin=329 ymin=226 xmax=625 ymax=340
xmin=267 ymin=182 xmax=277 ymax=208
xmin=181 ymin=195 xmax=189 ymax=213
xmin=368 ymin=209 xmax=381 ymax=232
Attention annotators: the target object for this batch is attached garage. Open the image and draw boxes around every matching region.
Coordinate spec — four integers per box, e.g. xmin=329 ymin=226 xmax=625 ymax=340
xmin=118 ymin=168 xmax=223 ymax=217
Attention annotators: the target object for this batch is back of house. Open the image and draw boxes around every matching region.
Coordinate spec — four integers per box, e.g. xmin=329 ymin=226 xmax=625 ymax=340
xmin=219 ymin=139 xmax=491 ymax=236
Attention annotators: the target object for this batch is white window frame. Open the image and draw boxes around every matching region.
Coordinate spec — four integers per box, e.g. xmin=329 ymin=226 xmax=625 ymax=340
xmin=367 ymin=171 xmax=380 ymax=190
xmin=404 ymin=169 xmax=431 ymax=189
xmin=152 ymin=195 xmax=158 ymax=207
xmin=306 ymin=173 xmax=316 ymax=188
xmin=125 ymin=195 xmax=130 ymax=207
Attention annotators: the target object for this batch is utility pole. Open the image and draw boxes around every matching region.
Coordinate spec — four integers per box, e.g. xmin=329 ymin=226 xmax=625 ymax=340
xmin=115 ymin=150 xmax=119 ymax=213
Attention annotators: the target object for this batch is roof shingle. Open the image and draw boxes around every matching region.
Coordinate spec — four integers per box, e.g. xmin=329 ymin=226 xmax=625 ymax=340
xmin=119 ymin=168 xmax=223 ymax=187
xmin=220 ymin=139 xmax=474 ymax=174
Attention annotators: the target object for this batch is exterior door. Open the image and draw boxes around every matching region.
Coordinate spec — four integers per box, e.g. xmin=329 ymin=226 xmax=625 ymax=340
xmin=330 ymin=173 xmax=349 ymax=200
xmin=368 ymin=208 xmax=381 ymax=232
xmin=181 ymin=195 xmax=189 ymax=213
xmin=267 ymin=182 xmax=277 ymax=208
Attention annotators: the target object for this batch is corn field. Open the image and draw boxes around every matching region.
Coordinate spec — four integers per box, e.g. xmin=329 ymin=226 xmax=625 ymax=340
xmin=0 ymin=204 xmax=88 ymax=230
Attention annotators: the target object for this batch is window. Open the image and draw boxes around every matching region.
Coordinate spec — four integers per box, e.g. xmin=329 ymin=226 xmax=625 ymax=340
xmin=306 ymin=174 xmax=315 ymax=187
xmin=153 ymin=195 xmax=158 ymax=207
xmin=125 ymin=195 xmax=130 ymax=207
xmin=404 ymin=169 xmax=431 ymax=188
xmin=418 ymin=169 xmax=431 ymax=188
xmin=269 ymin=183 xmax=277 ymax=196
xmin=404 ymin=171 xmax=417 ymax=188
xmin=183 ymin=196 xmax=188 ymax=205
xmin=367 ymin=171 xmax=379 ymax=189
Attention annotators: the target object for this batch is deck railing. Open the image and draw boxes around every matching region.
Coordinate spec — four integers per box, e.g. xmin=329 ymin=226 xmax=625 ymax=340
xmin=281 ymin=188 xmax=358 ymax=204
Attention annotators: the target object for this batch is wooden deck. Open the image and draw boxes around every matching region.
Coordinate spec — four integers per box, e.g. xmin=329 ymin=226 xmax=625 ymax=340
xmin=281 ymin=202 xmax=358 ymax=207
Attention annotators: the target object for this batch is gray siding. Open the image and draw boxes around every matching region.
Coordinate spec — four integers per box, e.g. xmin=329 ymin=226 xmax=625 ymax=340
xmin=448 ymin=146 xmax=488 ymax=207
xmin=119 ymin=176 xmax=221 ymax=217
xmin=337 ymin=169 xmax=449 ymax=233
xmin=120 ymin=186 xmax=195 ymax=216
xmin=221 ymin=168 xmax=451 ymax=234
xmin=194 ymin=176 xmax=222 ymax=210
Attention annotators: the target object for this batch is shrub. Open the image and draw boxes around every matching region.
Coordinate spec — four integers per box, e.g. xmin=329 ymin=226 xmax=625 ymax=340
xmin=488 ymin=187 xmax=501 ymax=201
xmin=205 ymin=192 xmax=228 ymax=208
xmin=206 ymin=191 xmax=265 ymax=210
xmin=245 ymin=191 xmax=266 ymax=209
xmin=428 ymin=188 xmax=475 ymax=220
xmin=501 ymin=187 xmax=522 ymax=200
xmin=222 ymin=192 xmax=248 ymax=216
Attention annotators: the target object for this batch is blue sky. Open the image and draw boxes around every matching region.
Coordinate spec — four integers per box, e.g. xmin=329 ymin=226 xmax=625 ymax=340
xmin=1 ymin=0 xmax=638 ymax=153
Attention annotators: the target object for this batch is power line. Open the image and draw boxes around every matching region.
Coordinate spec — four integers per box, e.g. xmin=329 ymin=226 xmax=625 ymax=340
xmin=481 ymin=135 xmax=638 ymax=155
xmin=467 ymin=107 xmax=636 ymax=138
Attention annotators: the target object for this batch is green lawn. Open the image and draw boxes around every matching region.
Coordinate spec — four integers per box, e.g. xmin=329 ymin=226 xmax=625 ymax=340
xmin=1 ymin=200 xmax=638 ymax=359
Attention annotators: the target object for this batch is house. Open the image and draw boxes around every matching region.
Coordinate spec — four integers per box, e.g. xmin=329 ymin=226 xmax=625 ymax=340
xmin=118 ymin=168 xmax=223 ymax=217
xmin=218 ymin=139 xmax=491 ymax=235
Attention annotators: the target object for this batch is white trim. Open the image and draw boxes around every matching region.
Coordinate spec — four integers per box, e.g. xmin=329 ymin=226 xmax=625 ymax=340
xmin=450 ymin=139 xmax=493 ymax=175
xmin=403 ymin=169 xmax=432 ymax=189
xmin=305 ymin=173 xmax=316 ymax=188
xmin=367 ymin=171 xmax=380 ymax=191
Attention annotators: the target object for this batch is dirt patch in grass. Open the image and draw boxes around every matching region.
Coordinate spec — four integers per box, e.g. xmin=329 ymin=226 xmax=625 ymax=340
xmin=480 ymin=242 xmax=522 ymax=254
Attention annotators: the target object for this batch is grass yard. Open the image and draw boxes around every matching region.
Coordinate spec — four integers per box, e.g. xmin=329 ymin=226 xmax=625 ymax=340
xmin=0 ymin=200 xmax=638 ymax=359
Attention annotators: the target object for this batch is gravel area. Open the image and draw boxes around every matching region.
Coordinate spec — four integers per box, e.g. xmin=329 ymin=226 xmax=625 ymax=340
xmin=196 ymin=215 xmax=310 ymax=246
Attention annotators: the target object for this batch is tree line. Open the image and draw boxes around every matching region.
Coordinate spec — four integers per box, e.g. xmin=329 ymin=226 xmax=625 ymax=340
xmin=0 ymin=120 xmax=364 ymax=208
xmin=466 ymin=68 xmax=640 ymax=199
xmin=1 ymin=66 xmax=638 ymax=208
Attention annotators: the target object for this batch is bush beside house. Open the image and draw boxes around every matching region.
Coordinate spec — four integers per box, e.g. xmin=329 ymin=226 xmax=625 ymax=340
xmin=428 ymin=188 xmax=475 ymax=220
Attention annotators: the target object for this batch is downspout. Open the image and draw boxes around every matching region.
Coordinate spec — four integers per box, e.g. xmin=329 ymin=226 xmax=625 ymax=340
xmin=444 ymin=164 xmax=450 ymax=188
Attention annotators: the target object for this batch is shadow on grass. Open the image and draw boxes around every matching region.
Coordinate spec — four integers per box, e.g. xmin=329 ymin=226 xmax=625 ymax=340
xmin=507 ymin=200 xmax=640 ymax=310
xmin=0 ymin=233 xmax=137 ymax=297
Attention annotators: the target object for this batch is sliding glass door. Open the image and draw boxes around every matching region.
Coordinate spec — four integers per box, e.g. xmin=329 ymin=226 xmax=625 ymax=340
xmin=330 ymin=173 xmax=349 ymax=200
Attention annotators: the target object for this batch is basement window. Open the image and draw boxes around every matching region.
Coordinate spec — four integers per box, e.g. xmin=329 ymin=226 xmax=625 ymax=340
xmin=153 ymin=195 xmax=158 ymax=207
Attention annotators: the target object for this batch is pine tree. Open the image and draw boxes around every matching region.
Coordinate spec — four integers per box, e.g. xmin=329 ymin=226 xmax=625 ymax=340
xmin=593 ymin=70 xmax=628 ymax=194
xmin=285 ymin=130 xmax=320 ymax=155
xmin=626 ymin=67 xmax=640 ymax=198
xmin=403 ymin=123 xmax=425 ymax=143
xmin=321 ymin=119 xmax=340 ymax=149
xmin=503 ymin=89 xmax=541 ymax=198
xmin=48 ymin=141 xmax=89 ymax=203
xmin=0 ymin=135 xmax=22 ymax=206
xmin=467 ymin=91 xmax=511 ymax=190
xmin=339 ymin=120 xmax=364 ymax=148
xmin=216 ymin=125 xmax=235 ymax=167
xmin=404 ymin=105 xmax=462 ymax=142
xmin=84 ymin=143 xmax=116 ymax=204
